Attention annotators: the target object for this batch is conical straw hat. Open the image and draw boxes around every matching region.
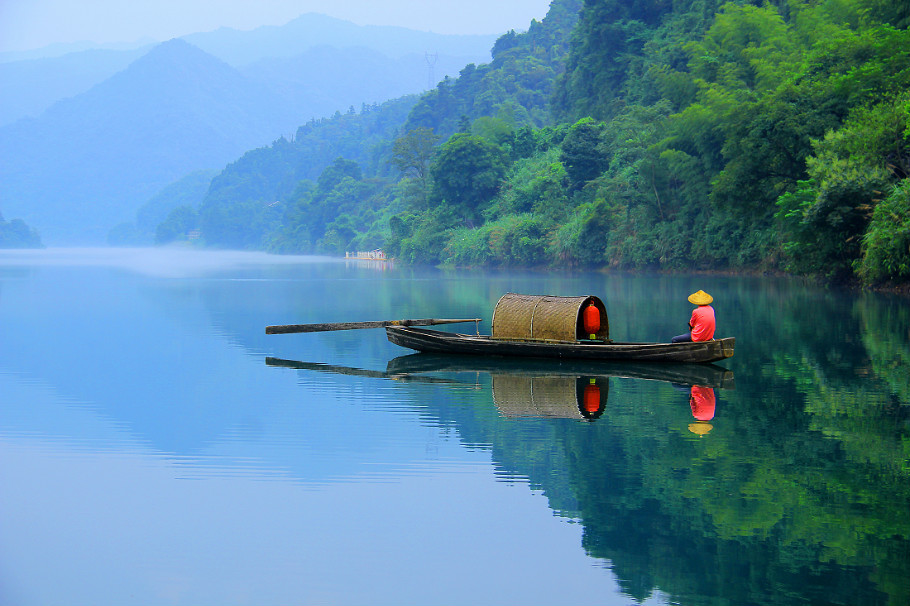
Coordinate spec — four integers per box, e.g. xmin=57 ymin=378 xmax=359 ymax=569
xmin=688 ymin=290 xmax=713 ymax=305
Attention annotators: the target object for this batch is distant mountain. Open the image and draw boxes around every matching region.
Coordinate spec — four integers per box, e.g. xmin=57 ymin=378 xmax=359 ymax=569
xmin=183 ymin=13 xmax=496 ymax=66
xmin=0 ymin=39 xmax=156 ymax=63
xmin=242 ymin=45 xmax=484 ymax=126
xmin=0 ymin=47 xmax=151 ymax=126
xmin=1 ymin=22 xmax=494 ymax=244
xmin=0 ymin=39 xmax=287 ymax=243
xmin=0 ymin=13 xmax=493 ymax=128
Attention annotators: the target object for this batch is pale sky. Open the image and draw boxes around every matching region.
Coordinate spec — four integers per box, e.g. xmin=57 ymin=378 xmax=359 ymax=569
xmin=0 ymin=0 xmax=554 ymax=53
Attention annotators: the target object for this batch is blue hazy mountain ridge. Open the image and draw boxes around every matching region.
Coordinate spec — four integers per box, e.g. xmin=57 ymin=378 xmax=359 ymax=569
xmin=0 ymin=38 xmax=157 ymax=63
xmin=0 ymin=39 xmax=285 ymax=244
xmin=0 ymin=47 xmax=151 ymax=126
xmin=0 ymin=34 xmax=487 ymax=244
xmin=0 ymin=13 xmax=493 ymax=128
xmin=183 ymin=12 xmax=496 ymax=66
xmin=240 ymin=45 xmax=475 ymax=125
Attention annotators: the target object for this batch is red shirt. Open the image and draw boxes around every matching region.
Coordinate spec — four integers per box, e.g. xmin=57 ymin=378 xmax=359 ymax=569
xmin=689 ymin=305 xmax=715 ymax=341
xmin=689 ymin=386 xmax=716 ymax=421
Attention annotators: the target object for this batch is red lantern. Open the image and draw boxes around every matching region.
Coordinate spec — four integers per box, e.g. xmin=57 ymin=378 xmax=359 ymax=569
xmin=583 ymin=302 xmax=600 ymax=339
xmin=583 ymin=381 xmax=601 ymax=413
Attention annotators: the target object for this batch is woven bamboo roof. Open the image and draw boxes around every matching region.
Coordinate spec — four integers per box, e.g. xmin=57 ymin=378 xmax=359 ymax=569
xmin=491 ymin=293 xmax=609 ymax=342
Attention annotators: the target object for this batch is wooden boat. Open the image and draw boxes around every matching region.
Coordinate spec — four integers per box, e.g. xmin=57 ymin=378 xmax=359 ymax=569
xmin=384 ymin=292 xmax=734 ymax=364
xmin=265 ymin=292 xmax=735 ymax=365
xmin=385 ymin=325 xmax=734 ymax=364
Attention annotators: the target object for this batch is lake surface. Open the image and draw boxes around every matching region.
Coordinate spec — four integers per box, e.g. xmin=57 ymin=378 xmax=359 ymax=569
xmin=1 ymin=248 xmax=907 ymax=606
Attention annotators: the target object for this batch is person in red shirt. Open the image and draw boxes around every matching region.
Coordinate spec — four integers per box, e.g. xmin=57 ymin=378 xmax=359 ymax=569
xmin=671 ymin=290 xmax=716 ymax=343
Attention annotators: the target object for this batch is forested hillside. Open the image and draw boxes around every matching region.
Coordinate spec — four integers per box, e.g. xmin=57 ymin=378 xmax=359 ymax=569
xmin=167 ymin=96 xmax=418 ymax=250
xmin=176 ymin=0 xmax=910 ymax=287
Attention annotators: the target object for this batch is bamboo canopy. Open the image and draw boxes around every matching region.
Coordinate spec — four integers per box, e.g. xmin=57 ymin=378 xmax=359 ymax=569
xmin=491 ymin=293 xmax=609 ymax=342
xmin=492 ymin=375 xmax=607 ymax=419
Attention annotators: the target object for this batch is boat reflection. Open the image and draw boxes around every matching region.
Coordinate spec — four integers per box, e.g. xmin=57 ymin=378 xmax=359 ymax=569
xmin=488 ymin=374 xmax=608 ymax=420
xmin=264 ymin=356 xmax=459 ymax=384
xmin=267 ymin=353 xmax=733 ymax=422
xmin=386 ymin=353 xmax=735 ymax=388
xmin=389 ymin=354 xmax=732 ymax=421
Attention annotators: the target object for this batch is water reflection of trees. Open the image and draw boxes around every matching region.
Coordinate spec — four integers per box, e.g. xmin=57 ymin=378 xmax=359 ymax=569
xmin=563 ymin=402 xmax=907 ymax=605
xmin=446 ymin=378 xmax=905 ymax=606
xmin=401 ymin=353 xmax=908 ymax=605
xmin=218 ymin=267 xmax=910 ymax=605
xmin=858 ymin=293 xmax=910 ymax=403
xmin=526 ymin=290 xmax=909 ymax=606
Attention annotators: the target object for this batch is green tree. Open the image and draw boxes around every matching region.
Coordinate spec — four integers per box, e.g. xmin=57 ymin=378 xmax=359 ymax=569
xmin=315 ymin=157 xmax=362 ymax=193
xmin=487 ymin=147 xmax=570 ymax=221
xmin=560 ymin=117 xmax=608 ymax=190
xmin=858 ymin=181 xmax=910 ymax=283
xmin=430 ymin=133 xmax=508 ymax=225
xmin=778 ymin=92 xmax=910 ymax=279
xmin=390 ymin=128 xmax=438 ymax=181
xmin=390 ymin=127 xmax=439 ymax=209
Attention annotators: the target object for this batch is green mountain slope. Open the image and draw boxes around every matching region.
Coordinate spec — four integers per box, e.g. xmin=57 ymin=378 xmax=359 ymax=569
xmin=191 ymin=0 xmax=907 ymax=286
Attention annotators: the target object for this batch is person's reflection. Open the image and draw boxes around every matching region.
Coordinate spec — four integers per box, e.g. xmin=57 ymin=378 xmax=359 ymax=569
xmin=688 ymin=385 xmax=715 ymax=435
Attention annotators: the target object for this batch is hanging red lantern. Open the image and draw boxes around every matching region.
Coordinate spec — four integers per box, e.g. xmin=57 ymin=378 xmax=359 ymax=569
xmin=583 ymin=302 xmax=600 ymax=339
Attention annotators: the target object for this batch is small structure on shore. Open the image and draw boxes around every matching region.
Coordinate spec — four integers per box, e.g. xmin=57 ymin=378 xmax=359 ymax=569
xmin=345 ymin=249 xmax=387 ymax=261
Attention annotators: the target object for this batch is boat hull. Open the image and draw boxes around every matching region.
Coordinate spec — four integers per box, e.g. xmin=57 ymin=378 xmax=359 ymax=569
xmin=386 ymin=326 xmax=735 ymax=364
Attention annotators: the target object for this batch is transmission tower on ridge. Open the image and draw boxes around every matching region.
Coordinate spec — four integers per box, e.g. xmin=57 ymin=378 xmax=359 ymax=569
xmin=425 ymin=51 xmax=438 ymax=90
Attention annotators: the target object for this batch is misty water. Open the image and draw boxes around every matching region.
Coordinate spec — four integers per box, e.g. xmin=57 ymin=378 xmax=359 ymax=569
xmin=1 ymin=248 xmax=908 ymax=606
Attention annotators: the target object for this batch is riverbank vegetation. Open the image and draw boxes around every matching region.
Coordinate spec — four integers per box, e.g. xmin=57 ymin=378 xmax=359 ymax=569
xmin=158 ymin=0 xmax=910 ymax=287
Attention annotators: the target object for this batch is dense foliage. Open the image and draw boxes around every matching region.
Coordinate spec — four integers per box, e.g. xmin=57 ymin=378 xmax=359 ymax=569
xmin=162 ymin=0 xmax=910 ymax=286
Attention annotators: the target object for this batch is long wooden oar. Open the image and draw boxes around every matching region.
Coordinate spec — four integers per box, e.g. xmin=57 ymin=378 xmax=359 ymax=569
xmin=265 ymin=317 xmax=482 ymax=335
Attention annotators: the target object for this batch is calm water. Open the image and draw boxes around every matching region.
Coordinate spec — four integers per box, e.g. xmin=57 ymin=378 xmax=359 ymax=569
xmin=1 ymin=248 xmax=907 ymax=606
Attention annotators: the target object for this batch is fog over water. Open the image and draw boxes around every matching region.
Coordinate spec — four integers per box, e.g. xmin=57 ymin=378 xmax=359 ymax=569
xmin=0 ymin=247 xmax=333 ymax=276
